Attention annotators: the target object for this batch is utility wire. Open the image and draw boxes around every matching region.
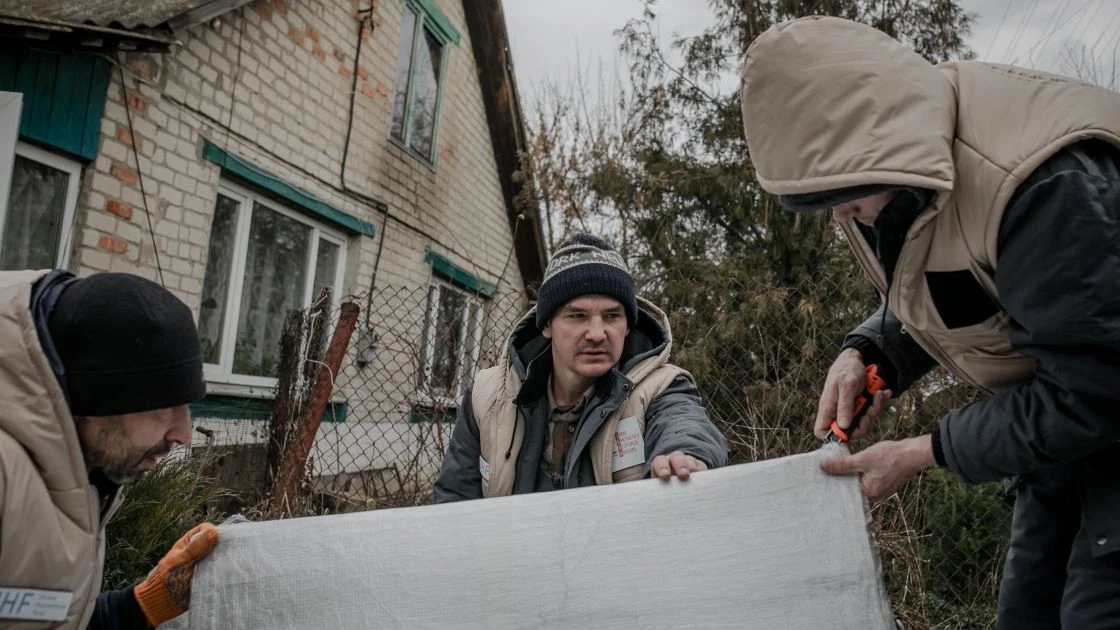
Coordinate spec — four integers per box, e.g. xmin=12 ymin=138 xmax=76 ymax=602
xmin=1001 ymin=0 xmax=1041 ymax=64
xmin=984 ymin=0 xmax=1014 ymax=60
xmin=1017 ymin=0 xmax=1074 ymax=67
xmin=117 ymin=59 xmax=166 ymax=287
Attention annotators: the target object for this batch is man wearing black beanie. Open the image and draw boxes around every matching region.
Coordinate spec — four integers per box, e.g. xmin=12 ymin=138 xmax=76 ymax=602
xmin=434 ymin=233 xmax=727 ymax=502
xmin=0 ymin=269 xmax=218 ymax=629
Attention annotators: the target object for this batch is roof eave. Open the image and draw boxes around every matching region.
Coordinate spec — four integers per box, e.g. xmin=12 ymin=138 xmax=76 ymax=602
xmin=462 ymin=0 xmax=548 ymax=290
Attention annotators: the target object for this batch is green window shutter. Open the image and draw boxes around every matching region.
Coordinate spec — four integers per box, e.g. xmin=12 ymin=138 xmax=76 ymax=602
xmin=202 ymin=140 xmax=376 ymax=237
xmin=0 ymin=50 xmax=110 ymax=161
xmin=424 ymin=247 xmax=496 ymax=297
xmin=410 ymin=0 xmax=461 ymax=46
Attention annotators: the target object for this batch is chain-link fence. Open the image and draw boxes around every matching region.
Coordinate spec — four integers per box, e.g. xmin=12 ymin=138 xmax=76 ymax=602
xmin=188 ymin=272 xmax=1009 ymax=629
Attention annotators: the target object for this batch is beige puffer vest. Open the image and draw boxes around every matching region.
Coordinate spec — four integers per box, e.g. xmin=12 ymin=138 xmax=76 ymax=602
xmin=0 ymin=270 xmax=123 ymax=629
xmin=471 ymin=297 xmax=688 ymax=497
xmin=840 ymin=63 xmax=1120 ymax=392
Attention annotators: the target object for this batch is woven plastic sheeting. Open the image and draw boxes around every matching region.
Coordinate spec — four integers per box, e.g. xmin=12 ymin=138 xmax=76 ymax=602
xmin=173 ymin=445 xmax=895 ymax=629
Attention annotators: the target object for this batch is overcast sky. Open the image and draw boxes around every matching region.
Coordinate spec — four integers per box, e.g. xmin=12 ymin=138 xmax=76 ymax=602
xmin=503 ymin=0 xmax=1120 ymax=100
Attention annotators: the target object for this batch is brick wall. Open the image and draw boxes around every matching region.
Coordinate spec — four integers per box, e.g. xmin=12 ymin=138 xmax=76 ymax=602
xmin=70 ymin=0 xmax=528 ymax=317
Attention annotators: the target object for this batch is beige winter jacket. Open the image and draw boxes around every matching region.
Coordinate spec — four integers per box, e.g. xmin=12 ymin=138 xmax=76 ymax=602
xmin=740 ymin=16 xmax=1120 ymax=392
xmin=0 ymin=270 xmax=122 ymax=629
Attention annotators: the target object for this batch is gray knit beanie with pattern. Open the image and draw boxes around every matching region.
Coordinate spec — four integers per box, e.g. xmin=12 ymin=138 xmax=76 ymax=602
xmin=535 ymin=233 xmax=638 ymax=329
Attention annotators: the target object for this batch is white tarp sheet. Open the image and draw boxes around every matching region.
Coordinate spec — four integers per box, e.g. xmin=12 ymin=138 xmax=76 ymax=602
xmin=176 ymin=445 xmax=896 ymax=629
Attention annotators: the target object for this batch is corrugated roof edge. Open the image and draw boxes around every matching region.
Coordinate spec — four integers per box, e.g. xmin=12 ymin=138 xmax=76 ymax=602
xmin=0 ymin=14 xmax=174 ymax=44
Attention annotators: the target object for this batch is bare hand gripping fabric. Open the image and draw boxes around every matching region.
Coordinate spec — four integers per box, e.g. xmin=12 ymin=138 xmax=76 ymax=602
xmin=175 ymin=447 xmax=895 ymax=629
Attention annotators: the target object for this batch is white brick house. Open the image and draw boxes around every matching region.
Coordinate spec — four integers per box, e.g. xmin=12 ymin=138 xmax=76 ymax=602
xmin=0 ymin=0 xmax=546 ymax=503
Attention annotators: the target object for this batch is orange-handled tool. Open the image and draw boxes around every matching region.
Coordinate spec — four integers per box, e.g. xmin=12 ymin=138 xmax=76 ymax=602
xmin=825 ymin=363 xmax=887 ymax=444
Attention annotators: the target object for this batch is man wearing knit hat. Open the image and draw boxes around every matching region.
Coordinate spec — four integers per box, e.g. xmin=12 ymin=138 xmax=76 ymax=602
xmin=0 ymin=269 xmax=217 ymax=629
xmin=434 ymin=233 xmax=727 ymax=502
xmin=740 ymin=16 xmax=1120 ymax=628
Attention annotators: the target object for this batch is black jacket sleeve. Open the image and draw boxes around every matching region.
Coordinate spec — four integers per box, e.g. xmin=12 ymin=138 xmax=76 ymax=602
xmin=939 ymin=141 xmax=1120 ymax=484
xmin=432 ymin=388 xmax=484 ymax=503
xmin=641 ymin=374 xmax=728 ymax=472
xmin=86 ymin=587 xmax=149 ymax=630
xmin=842 ymin=304 xmax=938 ymax=393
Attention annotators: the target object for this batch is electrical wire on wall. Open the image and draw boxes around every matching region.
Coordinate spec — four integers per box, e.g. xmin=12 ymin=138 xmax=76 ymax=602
xmin=117 ymin=58 xmax=166 ymax=287
xmin=97 ymin=6 xmax=520 ymax=341
xmin=494 ymin=213 xmax=522 ymax=294
xmin=220 ymin=7 xmax=247 ymax=154
xmin=341 ymin=5 xmax=509 ymax=317
xmin=103 ymin=41 xmax=508 ymax=285
xmin=474 ymin=211 xmax=524 ymax=351
xmin=340 ymin=7 xmax=391 ymax=331
xmin=99 ymin=56 xmax=469 ymax=264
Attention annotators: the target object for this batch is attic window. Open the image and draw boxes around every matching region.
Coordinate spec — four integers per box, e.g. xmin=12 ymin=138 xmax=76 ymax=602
xmin=390 ymin=1 xmax=457 ymax=164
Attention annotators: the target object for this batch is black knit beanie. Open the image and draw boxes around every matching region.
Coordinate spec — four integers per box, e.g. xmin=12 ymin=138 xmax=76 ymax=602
xmin=778 ymin=184 xmax=897 ymax=213
xmin=48 ymin=273 xmax=206 ymax=416
xmin=535 ymin=233 xmax=638 ymax=329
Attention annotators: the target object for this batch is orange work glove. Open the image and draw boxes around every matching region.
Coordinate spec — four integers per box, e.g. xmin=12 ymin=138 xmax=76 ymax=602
xmin=134 ymin=522 xmax=219 ymax=626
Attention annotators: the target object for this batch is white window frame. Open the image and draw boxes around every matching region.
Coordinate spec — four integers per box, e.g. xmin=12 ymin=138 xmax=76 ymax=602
xmin=0 ymin=142 xmax=82 ymax=269
xmin=203 ymin=179 xmax=348 ymax=388
xmin=418 ymin=278 xmax=485 ymax=407
xmin=390 ymin=2 xmax=449 ymax=164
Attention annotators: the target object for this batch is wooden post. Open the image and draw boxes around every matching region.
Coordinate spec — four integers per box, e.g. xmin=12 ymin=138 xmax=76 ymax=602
xmin=269 ymin=300 xmax=360 ymax=516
